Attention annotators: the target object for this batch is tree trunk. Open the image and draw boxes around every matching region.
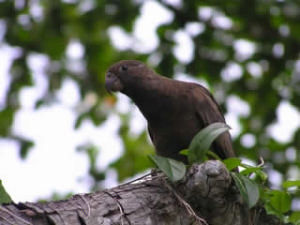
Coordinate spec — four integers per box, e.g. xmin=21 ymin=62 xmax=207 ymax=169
xmin=0 ymin=160 xmax=280 ymax=225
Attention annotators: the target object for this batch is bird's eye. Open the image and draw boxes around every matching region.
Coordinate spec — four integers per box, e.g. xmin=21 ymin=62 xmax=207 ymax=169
xmin=120 ymin=65 xmax=128 ymax=72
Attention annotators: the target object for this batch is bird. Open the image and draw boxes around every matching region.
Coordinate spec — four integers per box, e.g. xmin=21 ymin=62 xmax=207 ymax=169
xmin=105 ymin=60 xmax=235 ymax=163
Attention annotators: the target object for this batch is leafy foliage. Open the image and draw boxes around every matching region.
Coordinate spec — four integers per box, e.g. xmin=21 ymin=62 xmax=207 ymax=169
xmin=232 ymin=172 xmax=260 ymax=208
xmin=110 ymin=114 xmax=154 ymax=181
xmin=153 ymin=122 xmax=261 ymax=208
xmin=0 ymin=0 xmax=298 ymax=177
xmin=77 ymin=144 xmax=106 ymax=191
xmin=263 ymin=189 xmax=292 ymax=220
xmin=149 ymin=155 xmax=186 ymax=182
xmin=223 ymin=158 xmax=241 ymax=171
xmin=0 ymin=180 xmax=12 ymax=204
xmin=187 ymin=122 xmax=230 ymax=163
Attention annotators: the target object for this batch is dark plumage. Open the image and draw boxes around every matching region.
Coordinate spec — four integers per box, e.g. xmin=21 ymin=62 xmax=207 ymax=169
xmin=105 ymin=60 xmax=235 ymax=162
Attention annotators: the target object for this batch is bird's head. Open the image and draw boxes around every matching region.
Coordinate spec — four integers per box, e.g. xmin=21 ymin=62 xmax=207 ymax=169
xmin=105 ymin=60 xmax=149 ymax=94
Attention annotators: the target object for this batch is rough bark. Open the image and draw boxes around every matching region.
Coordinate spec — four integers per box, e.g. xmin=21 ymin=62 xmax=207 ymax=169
xmin=0 ymin=160 xmax=280 ymax=225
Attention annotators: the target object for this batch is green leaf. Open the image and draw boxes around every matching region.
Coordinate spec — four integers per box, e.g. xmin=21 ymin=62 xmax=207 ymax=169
xmin=241 ymin=167 xmax=267 ymax=180
xmin=231 ymin=173 xmax=260 ymax=208
xmin=254 ymin=170 xmax=268 ymax=181
xmin=179 ymin=149 xmax=189 ymax=156
xmin=239 ymin=163 xmax=268 ymax=181
xmin=188 ymin=122 xmax=230 ymax=163
xmin=0 ymin=180 xmax=12 ymax=204
xmin=20 ymin=139 xmax=34 ymax=159
xmin=223 ymin=158 xmax=241 ymax=171
xmin=269 ymin=190 xmax=291 ymax=213
xmin=240 ymin=167 xmax=260 ymax=176
xmin=206 ymin=151 xmax=221 ymax=160
xmin=289 ymin=211 xmax=300 ymax=224
xmin=232 ymin=173 xmax=248 ymax=204
xmin=282 ymin=180 xmax=300 ymax=189
xmin=149 ymin=155 xmax=186 ymax=182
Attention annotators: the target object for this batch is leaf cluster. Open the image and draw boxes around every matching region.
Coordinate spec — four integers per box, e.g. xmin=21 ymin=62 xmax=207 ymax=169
xmin=149 ymin=123 xmax=300 ymax=224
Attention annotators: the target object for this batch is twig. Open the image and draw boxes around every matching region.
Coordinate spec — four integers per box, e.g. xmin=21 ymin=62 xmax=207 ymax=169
xmin=117 ymin=172 xmax=167 ymax=188
xmin=258 ymin=157 xmax=265 ymax=168
xmin=119 ymin=172 xmax=152 ymax=186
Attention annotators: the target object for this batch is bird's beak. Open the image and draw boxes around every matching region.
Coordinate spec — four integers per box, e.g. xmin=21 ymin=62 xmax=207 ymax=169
xmin=105 ymin=72 xmax=123 ymax=94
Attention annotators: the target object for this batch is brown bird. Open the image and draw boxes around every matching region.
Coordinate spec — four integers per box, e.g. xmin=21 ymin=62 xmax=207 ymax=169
xmin=105 ymin=60 xmax=235 ymax=162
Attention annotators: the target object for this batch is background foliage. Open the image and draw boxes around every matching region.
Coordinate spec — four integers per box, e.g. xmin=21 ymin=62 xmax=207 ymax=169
xmin=0 ymin=0 xmax=299 ymax=213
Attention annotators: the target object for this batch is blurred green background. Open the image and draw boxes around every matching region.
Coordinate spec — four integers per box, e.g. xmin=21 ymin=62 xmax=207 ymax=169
xmin=0 ymin=0 xmax=299 ymax=205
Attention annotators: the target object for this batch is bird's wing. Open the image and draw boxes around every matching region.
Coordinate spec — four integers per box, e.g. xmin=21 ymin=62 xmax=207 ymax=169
xmin=192 ymin=84 xmax=235 ymax=159
xmin=192 ymin=84 xmax=226 ymax=126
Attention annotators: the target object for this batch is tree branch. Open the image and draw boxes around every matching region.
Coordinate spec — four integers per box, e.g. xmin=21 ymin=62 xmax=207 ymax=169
xmin=0 ymin=160 xmax=280 ymax=225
